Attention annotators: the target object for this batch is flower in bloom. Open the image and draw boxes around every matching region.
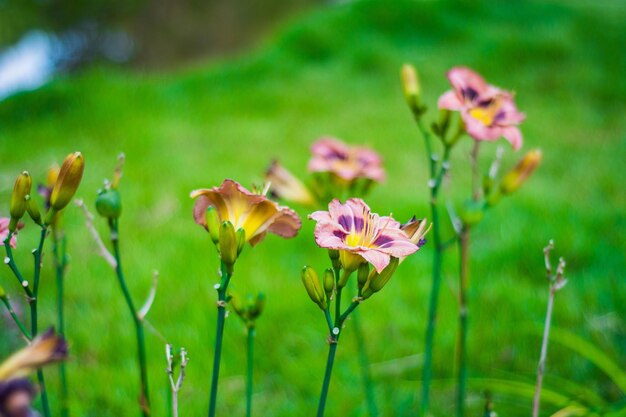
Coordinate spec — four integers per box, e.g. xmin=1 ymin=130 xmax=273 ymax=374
xmin=0 ymin=218 xmax=20 ymax=248
xmin=191 ymin=179 xmax=301 ymax=246
xmin=309 ymin=198 xmax=419 ymax=273
xmin=266 ymin=160 xmax=316 ymax=206
xmin=438 ymin=67 xmax=525 ymax=150
xmin=308 ymin=137 xmax=386 ymax=182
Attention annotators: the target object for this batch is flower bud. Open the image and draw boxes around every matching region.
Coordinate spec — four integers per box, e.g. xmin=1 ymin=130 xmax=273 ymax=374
xmin=46 ymin=165 xmax=60 ymax=188
xmin=500 ymin=149 xmax=542 ymax=195
xmin=357 ymin=263 xmax=369 ymax=290
xmin=205 ymin=206 xmax=221 ymax=245
xmin=301 ymin=266 xmax=326 ymax=310
xmin=236 ymin=228 xmax=246 ymax=255
xmin=323 ymin=269 xmax=335 ymax=300
xmin=401 ymin=64 xmax=423 ymax=114
xmin=50 ymin=152 xmax=85 ymax=212
xmin=362 ymin=258 xmax=399 ymax=299
xmin=219 ymin=221 xmax=238 ymax=271
xmin=26 ymin=196 xmax=42 ymax=225
xmin=10 ymin=172 xmax=32 ymax=229
xmin=95 ymin=189 xmax=122 ymax=220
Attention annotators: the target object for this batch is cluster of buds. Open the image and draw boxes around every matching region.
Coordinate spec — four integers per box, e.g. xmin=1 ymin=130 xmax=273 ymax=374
xmin=7 ymin=152 xmax=84 ymax=234
xmin=230 ymin=292 xmax=266 ymax=328
xmin=205 ymin=207 xmax=246 ymax=274
xmin=301 ymin=266 xmax=333 ymax=310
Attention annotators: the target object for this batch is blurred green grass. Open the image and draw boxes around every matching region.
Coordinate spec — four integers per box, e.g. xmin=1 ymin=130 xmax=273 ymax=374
xmin=0 ymin=1 xmax=625 ymax=416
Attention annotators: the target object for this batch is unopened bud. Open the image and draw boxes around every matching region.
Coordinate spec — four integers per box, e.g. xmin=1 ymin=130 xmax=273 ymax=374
xmin=401 ymin=64 xmax=422 ymax=114
xmin=323 ymin=269 xmax=335 ymax=300
xmin=206 ymin=206 xmax=221 ymax=245
xmin=362 ymin=258 xmax=400 ymax=299
xmin=50 ymin=152 xmax=85 ymax=212
xmin=357 ymin=263 xmax=369 ymax=290
xmin=236 ymin=228 xmax=246 ymax=255
xmin=500 ymin=149 xmax=542 ymax=195
xmin=219 ymin=221 xmax=238 ymax=271
xmin=301 ymin=266 xmax=326 ymax=310
xmin=95 ymin=189 xmax=122 ymax=220
xmin=26 ymin=196 xmax=42 ymax=225
xmin=46 ymin=165 xmax=60 ymax=188
xmin=10 ymin=172 xmax=32 ymax=229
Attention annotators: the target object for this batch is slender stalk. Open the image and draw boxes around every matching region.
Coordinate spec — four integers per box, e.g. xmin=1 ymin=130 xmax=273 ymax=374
xmin=52 ymin=231 xmax=69 ymax=417
xmin=33 ymin=227 xmax=51 ymax=417
xmin=351 ymin=309 xmax=378 ymax=417
xmin=417 ymin=119 xmax=452 ymax=417
xmin=246 ymin=326 xmax=256 ymax=417
xmin=456 ymin=228 xmax=470 ymax=417
xmin=208 ymin=261 xmax=231 ymax=417
xmin=0 ymin=296 xmax=32 ymax=339
xmin=109 ymin=220 xmax=150 ymax=417
xmin=317 ymin=341 xmax=339 ymax=417
xmin=532 ymin=287 xmax=556 ymax=417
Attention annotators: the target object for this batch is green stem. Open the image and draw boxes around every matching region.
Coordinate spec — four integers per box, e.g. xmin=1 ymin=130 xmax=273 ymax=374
xmin=417 ymin=121 xmax=452 ymax=417
xmin=246 ymin=326 xmax=255 ymax=417
xmin=32 ymin=227 xmax=51 ymax=417
xmin=3 ymin=236 xmax=34 ymax=299
xmin=456 ymin=228 xmax=470 ymax=417
xmin=208 ymin=261 xmax=231 ymax=417
xmin=351 ymin=309 xmax=378 ymax=417
xmin=1 ymin=297 xmax=32 ymax=339
xmin=110 ymin=220 xmax=150 ymax=417
xmin=317 ymin=339 xmax=338 ymax=417
xmin=53 ymin=232 xmax=69 ymax=417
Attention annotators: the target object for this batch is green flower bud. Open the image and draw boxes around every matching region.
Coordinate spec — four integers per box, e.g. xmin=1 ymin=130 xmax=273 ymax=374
xmin=301 ymin=266 xmax=326 ymax=310
xmin=236 ymin=228 xmax=246 ymax=255
xmin=10 ymin=172 xmax=32 ymax=229
xmin=219 ymin=221 xmax=238 ymax=271
xmin=206 ymin=206 xmax=221 ymax=245
xmin=323 ymin=268 xmax=335 ymax=300
xmin=500 ymin=149 xmax=542 ymax=195
xmin=401 ymin=64 xmax=425 ymax=116
xmin=362 ymin=258 xmax=400 ymax=299
xmin=26 ymin=196 xmax=42 ymax=226
xmin=50 ymin=152 xmax=85 ymax=212
xmin=357 ymin=263 xmax=369 ymax=290
xmin=95 ymin=189 xmax=122 ymax=220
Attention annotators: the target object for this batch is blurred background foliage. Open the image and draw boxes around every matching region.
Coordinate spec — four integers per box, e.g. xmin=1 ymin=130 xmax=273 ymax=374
xmin=0 ymin=0 xmax=625 ymax=416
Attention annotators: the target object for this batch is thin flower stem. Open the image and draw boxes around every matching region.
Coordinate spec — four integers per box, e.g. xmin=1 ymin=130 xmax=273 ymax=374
xmin=246 ymin=326 xmax=255 ymax=417
xmin=52 ymin=231 xmax=70 ymax=417
xmin=32 ymin=227 xmax=51 ymax=417
xmin=532 ymin=287 xmax=555 ymax=417
xmin=456 ymin=228 xmax=470 ymax=417
xmin=416 ymin=119 xmax=452 ymax=417
xmin=208 ymin=261 xmax=231 ymax=417
xmin=109 ymin=220 xmax=150 ymax=417
xmin=317 ymin=340 xmax=338 ymax=417
xmin=3 ymin=237 xmax=34 ymax=299
xmin=324 ymin=308 xmax=333 ymax=332
xmin=1 ymin=296 xmax=32 ymax=339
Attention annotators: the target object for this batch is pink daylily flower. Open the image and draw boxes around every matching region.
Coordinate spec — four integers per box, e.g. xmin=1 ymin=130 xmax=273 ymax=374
xmin=0 ymin=218 xmax=19 ymax=248
xmin=309 ymin=198 xmax=419 ymax=273
xmin=438 ymin=67 xmax=526 ymax=150
xmin=308 ymin=137 xmax=386 ymax=182
xmin=191 ymin=179 xmax=302 ymax=246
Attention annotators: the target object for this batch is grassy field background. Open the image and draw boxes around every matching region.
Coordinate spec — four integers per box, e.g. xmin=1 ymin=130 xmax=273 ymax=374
xmin=1 ymin=1 xmax=625 ymax=416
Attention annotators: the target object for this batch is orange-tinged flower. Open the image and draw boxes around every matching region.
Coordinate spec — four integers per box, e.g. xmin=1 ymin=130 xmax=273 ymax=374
xmin=308 ymin=137 xmax=385 ymax=182
xmin=0 ymin=328 xmax=68 ymax=382
xmin=191 ymin=179 xmax=301 ymax=246
xmin=310 ymin=199 xmax=419 ymax=273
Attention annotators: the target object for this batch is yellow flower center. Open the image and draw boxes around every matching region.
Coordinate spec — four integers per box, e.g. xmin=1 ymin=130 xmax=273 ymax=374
xmin=468 ymin=97 xmax=503 ymax=127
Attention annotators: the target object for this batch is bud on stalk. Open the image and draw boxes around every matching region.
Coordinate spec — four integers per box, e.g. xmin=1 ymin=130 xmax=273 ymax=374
xmin=219 ymin=221 xmax=238 ymax=272
xmin=9 ymin=172 xmax=32 ymax=231
xmin=26 ymin=196 xmax=42 ymax=225
xmin=323 ymin=269 xmax=335 ymax=300
xmin=49 ymin=152 xmax=85 ymax=213
xmin=206 ymin=206 xmax=221 ymax=245
xmin=362 ymin=258 xmax=400 ymax=299
xmin=301 ymin=266 xmax=326 ymax=310
xmin=401 ymin=64 xmax=424 ymax=116
xmin=95 ymin=189 xmax=122 ymax=220
xmin=357 ymin=263 xmax=369 ymax=290
xmin=500 ymin=149 xmax=542 ymax=195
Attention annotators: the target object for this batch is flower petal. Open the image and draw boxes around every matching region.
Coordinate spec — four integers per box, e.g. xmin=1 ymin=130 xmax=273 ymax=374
xmin=358 ymin=249 xmax=391 ymax=273
xmin=438 ymin=90 xmax=464 ymax=110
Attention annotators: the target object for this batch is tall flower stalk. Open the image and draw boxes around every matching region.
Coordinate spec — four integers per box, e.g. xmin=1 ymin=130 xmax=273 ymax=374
xmin=532 ymin=241 xmax=567 ymax=417
xmin=0 ymin=152 xmax=84 ymax=417
xmin=304 ymin=199 xmax=427 ymax=417
xmin=191 ymin=179 xmax=301 ymax=417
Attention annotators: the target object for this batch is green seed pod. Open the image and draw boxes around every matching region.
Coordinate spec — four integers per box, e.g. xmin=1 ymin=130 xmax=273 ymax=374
xmin=206 ymin=206 xmax=221 ymax=244
xmin=323 ymin=269 xmax=335 ymax=300
xmin=50 ymin=152 xmax=85 ymax=212
xmin=357 ymin=263 xmax=369 ymax=290
xmin=95 ymin=189 xmax=122 ymax=220
xmin=10 ymin=172 xmax=32 ymax=229
xmin=301 ymin=266 xmax=326 ymax=310
xmin=219 ymin=221 xmax=238 ymax=270
xmin=236 ymin=228 xmax=246 ymax=255
xmin=362 ymin=258 xmax=400 ymax=299
xmin=26 ymin=196 xmax=42 ymax=225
